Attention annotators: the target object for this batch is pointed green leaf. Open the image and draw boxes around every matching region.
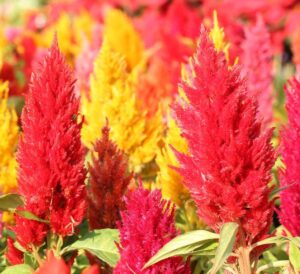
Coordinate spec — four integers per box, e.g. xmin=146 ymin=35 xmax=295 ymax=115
xmin=290 ymin=242 xmax=300 ymax=272
xmin=61 ymin=229 xmax=120 ymax=267
xmin=257 ymin=260 xmax=289 ymax=273
xmin=0 ymin=194 xmax=24 ymax=211
xmin=2 ymin=264 xmax=33 ymax=274
xmin=16 ymin=210 xmax=49 ymax=223
xmin=252 ymin=236 xmax=286 ymax=249
xmin=144 ymin=229 xmax=219 ymax=269
xmin=209 ymin=222 xmax=239 ymax=274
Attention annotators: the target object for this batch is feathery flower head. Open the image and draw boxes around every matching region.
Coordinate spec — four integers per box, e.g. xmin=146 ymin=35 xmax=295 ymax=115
xmin=0 ymin=81 xmax=19 ymax=194
xmin=81 ymin=40 xmax=162 ymax=172
xmin=209 ymin=10 xmax=230 ymax=61
xmin=156 ymin=113 xmax=189 ymax=206
xmin=36 ymin=11 xmax=96 ymax=62
xmin=6 ymin=237 xmax=24 ymax=265
xmin=87 ymin=124 xmax=132 ymax=230
xmin=114 ymin=185 xmax=191 ymax=273
xmin=104 ymin=8 xmax=144 ymax=70
xmin=173 ymin=27 xmax=275 ymax=245
xmin=15 ymin=36 xmax=86 ymax=248
xmin=34 ymin=251 xmax=70 ymax=274
xmin=241 ymin=16 xmax=274 ymax=128
xmin=279 ymin=77 xmax=300 ymax=236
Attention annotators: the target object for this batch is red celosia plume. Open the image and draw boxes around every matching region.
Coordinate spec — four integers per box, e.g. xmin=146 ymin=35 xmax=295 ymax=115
xmin=34 ymin=251 xmax=70 ymax=274
xmin=279 ymin=77 xmax=300 ymax=236
xmin=241 ymin=16 xmax=274 ymax=128
xmin=87 ymin=125 xmax=132 ymax=230
xmin=173 ymin=27 xmax=275 ymax=245
xmin=14 ymin=36 xmax=86 ymax=249
xmin=6 ymin=237 xmax=24 ymax=265
xmin=114 ymin=186 xmax=190 ymax=273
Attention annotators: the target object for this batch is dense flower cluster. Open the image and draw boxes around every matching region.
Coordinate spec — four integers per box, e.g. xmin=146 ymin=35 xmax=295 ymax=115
xmin=87 ymin=125 xmax=132 ymax=229
xmin=279 ymin=77 xmax=300 ymax=236
xmin=173 ymin=28 xmax=275 ymax=244
xmin=1 ymin=0 xmax=300 ymax=272
xmin=13 ymin=38 xmax=86 ymax=249
xmin=0 ymin=81 xmax=18 ymax=195
xmin=115 ymin=186 xmax=190 ymax=273
xmin=241 ymin=16 xmax=273 ymax=128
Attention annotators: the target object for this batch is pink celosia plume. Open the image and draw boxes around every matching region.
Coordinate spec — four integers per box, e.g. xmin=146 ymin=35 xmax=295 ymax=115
xmin=114 ymin=186 xmax=190 ymax=273
xmin=241 ymin=16 xmax=274 ymax=128
xmin=279 ymin=76 xmax=300 ymax=236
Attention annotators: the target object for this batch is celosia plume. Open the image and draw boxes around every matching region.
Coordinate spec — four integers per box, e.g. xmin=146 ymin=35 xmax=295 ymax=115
xmin=87 ymin=125 xmax=132 ymax=230
xmin=173 ymin=27 xmax=275 ymax=245
xmin=104 ymin=9 xmax=144 ymax=70
xmin=279 ymin=77 xmax=300 ymax=236
xmin=156 ymin=114 xmax=189 ymax=206
xmin=81 ymin=40 xmax=162 ymax=172
xmin=209 ymin=11 xmax=230 ymax=61
xmin=14 ymin=37 xmax=86 ymax=249
xmin=241 ymin=16 xmax=274 ymax=128
xmin=0 ymin=81 xmax=18 ymax=194
xmin=34 ymin=251 xmax=70 ymax=274
xmin=36 ymin=11 xmax=96 ymax=62
xmin=6 ymin=237 xmax=23 ymax=265
xmin=114 ymin=185 xmax=191 ymax=273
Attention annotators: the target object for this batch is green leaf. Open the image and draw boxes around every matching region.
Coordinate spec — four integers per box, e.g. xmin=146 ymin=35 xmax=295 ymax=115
xmin=24 ymin=252 xmax=38 ymax=269
xmin=144 ymin=229 xmax=219 ymax=269
xmin=0 ymin=194 xmax=24 ymax=211
xmin=253 ymin=235 xmax=300 ymax=249
xmin=290 ymin=242 xmax=300 ymax=272
xmin=257 ymin=260 xmax=289 ymax=273
xmin=190 ymin=241 xmax=219 ymax=256
xmin=61 ymin=229 xmax=120 ymax=267
xmin=2 ymin=264 xmax=33 ymax=274
xmin=252 ymin=236 xmax=286 ymax=249
xmin=16 ymin=210 xmax=49 ymax=223
xmin=209 ymin=222 xmax=239 ymax=274
xmin=269 ymin=183 xmax=295 ymax=200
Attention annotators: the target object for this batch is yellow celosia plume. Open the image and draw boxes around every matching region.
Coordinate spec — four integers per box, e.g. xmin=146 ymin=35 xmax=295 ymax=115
xmin=103 ymin=9 xmax=144 ymax=70
xmin=209 ymin=10 xmax=230 ymax=60
xmin=156 ymin=113 xmax=189 ymax=206
xmin=36 ymin=11 xmax=95 ymax=62
xmin=0 ymin=82 xmax=19 ymax=194
xmin=81 ymin=41 xmax=162 ymax=173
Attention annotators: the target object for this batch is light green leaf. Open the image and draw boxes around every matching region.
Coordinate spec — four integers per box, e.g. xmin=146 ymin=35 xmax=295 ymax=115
xmin=2 ymin=264 xmax=33 ymax=274
xmin=209 ymin=222 xmax=239 ymax=274
xmin=61 ymin=229 xmax=120 ymax=267
xmin=252 ymin=236 xmax=286 ymax=249
xmin=290 ymin=242 xmax=300 ymax=272
xmin=16 ymin=210 xmax=49 ymax=224
xmin=257 ymin=260 xmax=289 ymax=273
xmin=144 ymin=229 xmax=219 ymax=269
xmin=0 ymin=194 xmax=24 ymax=211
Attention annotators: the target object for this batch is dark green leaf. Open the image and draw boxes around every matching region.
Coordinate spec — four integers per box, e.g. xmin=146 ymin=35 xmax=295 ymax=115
xmin=0 ymin=194 xmax=24 ymax=211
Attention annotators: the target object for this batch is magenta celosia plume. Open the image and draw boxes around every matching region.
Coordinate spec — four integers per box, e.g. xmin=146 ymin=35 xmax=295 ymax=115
xmin=114 ymin=186 xmax=190 ymax=274
xmin=279 ymin=77 xmax=300 ymax=236
xmin=173 ymin=27 xmax=275 ymax=245
xmin=87 ymin=125 xmax=132 ymax=230
xmin=14 ymin=36 xmax=86 ymax=249
xmin=241 ymin=16 xmax=274 ymax=128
